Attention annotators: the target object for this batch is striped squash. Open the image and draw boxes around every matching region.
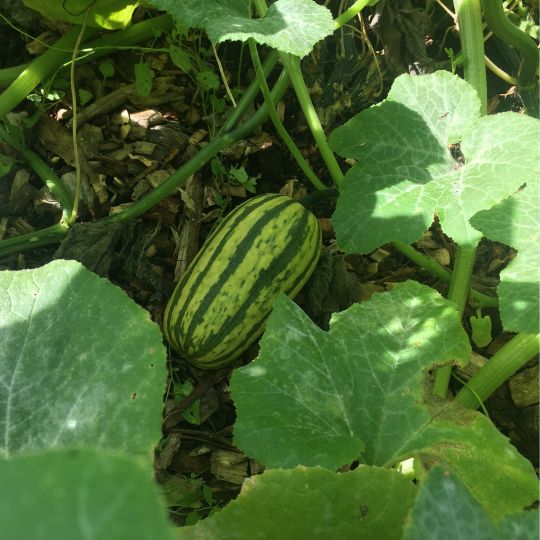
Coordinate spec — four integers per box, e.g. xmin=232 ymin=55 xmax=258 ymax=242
xmin=164 ymin=193 xmax=321 ymax=369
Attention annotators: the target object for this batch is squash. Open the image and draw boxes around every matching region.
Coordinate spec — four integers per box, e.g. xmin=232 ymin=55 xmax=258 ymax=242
xmin=163 ymin=193 xmax=321 ymax=369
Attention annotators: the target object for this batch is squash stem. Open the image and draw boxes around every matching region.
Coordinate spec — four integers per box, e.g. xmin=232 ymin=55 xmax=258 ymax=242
xmin=455 ymin=333 xmax=539 ymax=409
xmin=433 ymin=0 xmax=487 ymax=398
xmin=0 ymin=124 xmax=73 ymax=221
xmin=433 ymin=243 xmax=478 ymax=398
xmin=248 ymin=39 xmax=326 ymax=191
xmin=392 ymin=241 xmax=496 ymax=308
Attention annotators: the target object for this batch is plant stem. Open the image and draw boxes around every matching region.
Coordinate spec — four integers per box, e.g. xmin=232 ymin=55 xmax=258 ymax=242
xmin=0 ymin=223 xmax=69 ymax=257
xmin=481 ymin=0 xmax=539 ymax=117
xmin=453 ymin=0 xmax=488 ymax=115
xmin=248 ymin=40 xmax=326 ymax=191
xmin=334 ymin=0 xmax=374 ymax=29
xmin=252 ymin=0 xmax=344 ymax=187
xmin=280 ymin=53 xmax=344 ymax=187
xmin=69 ymin=4 xmax=95 ymax=225
xmin=392 ymin=241 xmax=497 ymax=308
xmin=0 ymin=125 xmax=73 ymax=220
xmin=432 ymin=1 xmax=487 ymax=398
xmin=433 ymin=244 xmax=478 ymax=397
xmin=455 ymin=333 xmax=539 ymax=409
xmin=0 ymin=15 xmax=174 ymax=89
xmin=220 ymin=50 xmax=279 ymax=134
xmin=0 ymin=26 xmax=95 ymax=119
xmin=481 ymin=0 xmax=538 ymax=88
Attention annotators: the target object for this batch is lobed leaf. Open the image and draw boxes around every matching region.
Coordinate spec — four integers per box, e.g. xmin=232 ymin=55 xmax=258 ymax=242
xmin=148 ymin=0 xmax=335 ymax=57
xmin=329 ymin=71 xmax=540 ymax=251
xmin=231 ymin=282 xmax=538 ymax=520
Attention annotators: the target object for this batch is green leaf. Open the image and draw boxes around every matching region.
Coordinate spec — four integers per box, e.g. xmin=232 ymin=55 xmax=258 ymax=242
xmin=0 ymin=260 xmax=166 ymax=457
xmin=499 ymin=508 xmax=540 ymax=540
xmin=0 ymin=155 xmax=14 ymax=178
xmin=135 ymin=62 xmax=153 ymax=97
xmin=232 ymin=281 xmax=470 ymax=470
xmin=470 ymin=312 xmax=492 ymax=347
xmin=169 ymin=45 xmax=192 ymax=73
xmin=196 ymin=69 xmax=220 ymax=92
xmin=22 ymin=0 xmax=138 ymax=29
xmin=78 ymin=88 xmax=93 ymax=105
xmin=470 ymin=181 xmax=539 ymax=334
xmin=231 ymin=282 xmax=538 ymax=520
xmin=403 ymin=467 xmax=497 ymax=540
xmin=148 ymin=0 xmax=335 ymax=57
xmin=178 ymin=467 xmax=416 ymax=540
xmin=329 ymin=71 xmax=540 ymax=252
xmin=403 ymin=467 xmax=539 ymax=540
xmin=98 ymin=59 xmax=115 ymax=79
xmin=0 ymin=449 xmax=176 ymax=540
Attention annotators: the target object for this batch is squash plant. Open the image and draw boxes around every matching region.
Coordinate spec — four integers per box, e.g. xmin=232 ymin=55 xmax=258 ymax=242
xmin=0 ymin=0 xmax=539 ymax=538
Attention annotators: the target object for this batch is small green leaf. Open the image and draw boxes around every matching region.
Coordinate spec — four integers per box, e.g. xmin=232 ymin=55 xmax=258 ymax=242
xmin=0 ymin=155 xmax=14 ymax=178
xmin=170 ymin=44 xmax=192 ymax=73
xmin=403 ymin=467 xmax=539 ymax=540
xmin=78 ymin=88 xmax=93 ymax=105
xmin=470 ymin=311 xmax=492 ymax=347
xmin=98 ymin=59 xmax=115 ymax=79
xmin=404 ymin=467 xmax=497 ymax=540
xmin=196 ymin=69 xmax=219 ymax=92
xmin=135 ymin=62 xmax=153 ymax=97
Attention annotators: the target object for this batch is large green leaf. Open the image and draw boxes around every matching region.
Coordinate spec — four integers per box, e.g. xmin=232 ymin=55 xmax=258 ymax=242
xmin=23 ymin=0 xmax=138 ymax=29
xmin=148 ymin=0 xmax=335 ymax=57
xmin=403 ymin=467 xmax=539 ymax=540
xmin=231 ymin=282 xmax=538 ymax=520
xmin=329 ymin=71 xmax=540 ymax=251
xmin=0 ymin=260 xmax=166 ymax=457
xmin=233 ymin=281 xmax=470 ymax=470
xmin=178 ymin=466 xmax=416 ymax=540
xmin=0 ymin=449 xmax=176 ymax=540
xmin=470 ymin=180 xmax=539 ymax=333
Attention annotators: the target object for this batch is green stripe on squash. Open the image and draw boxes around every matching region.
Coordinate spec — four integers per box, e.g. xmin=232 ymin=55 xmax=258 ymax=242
xmin=163 ymin=193 xmax=321 ymax=369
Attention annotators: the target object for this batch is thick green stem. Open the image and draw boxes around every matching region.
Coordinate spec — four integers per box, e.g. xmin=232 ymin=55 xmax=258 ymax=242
xmin=453 ymin=0 xmax=488 ymax=115
xmin=392 ymin=241 xmax=496 ymax=308
xmin=248 ymin=40 xmax=326 ymax=191
xmin=0 ymin=125 xmax=73 ymax=220
xmin=481 ymin=0 xmax=539 ymax=117
xmin=432 ymin=2 xmax=487 ymax=398
xmin=0 ymin=26 xmax=95 ymax=118
xmin=455 ymin=333 xmax=539 ymax=409
xmin=0 ymin=223 xmax=69 ymax=257
xmin=481 ymin=0 xmax=538 ymax=88
xmin=433 ymin=244 xmax=478 ymax=397
xmin=253 ymin=0 xmax=344 ymax=187
xmin=280 ymin=53 xmax=344 ymax=187
xmin=220 ymin=50 xmax=279 ymax=133
xmin=334 ymin=0 xmax=373 ymax=29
